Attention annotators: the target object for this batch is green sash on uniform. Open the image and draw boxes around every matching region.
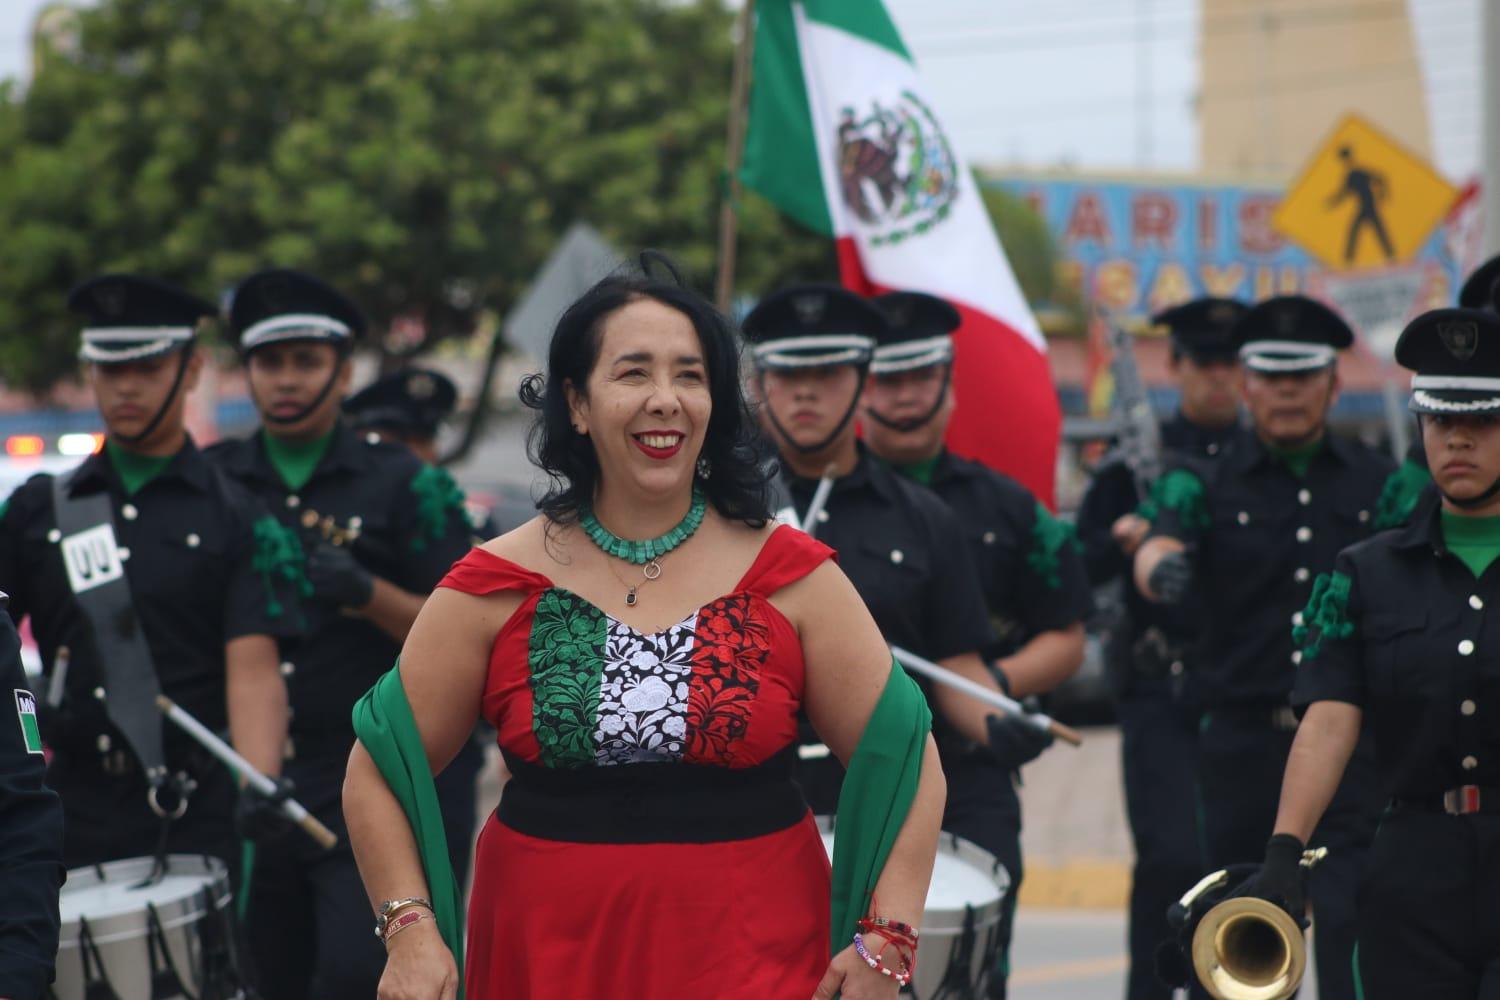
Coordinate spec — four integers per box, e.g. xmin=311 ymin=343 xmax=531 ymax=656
xmin=829 ymin=658 xmax=932 ymax=956
xmin=351 ymin=665 xmax=464 ymax=997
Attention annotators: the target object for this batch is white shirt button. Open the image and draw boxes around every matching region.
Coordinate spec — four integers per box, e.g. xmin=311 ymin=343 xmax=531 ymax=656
xmin=280 ymin=661 xmax=295 ymax=677
xmin=93 ymin=686 xmax=106 ymax=701
xmin=1297 ymin=489 xmax=1311 ymax=505
xmin=1461 ymin=699 xmax=1477 ymax=716
xmin=1463 ymin=755 xmax=1479 ymax=771
xmin=1292 ymin=612 xmax=1305 ymax=626
xmin=96 ymin=734 xmax=111 ymax=752
xmin=1237 ymin=512 xmax=1250 ymax=525
xmin=890 ymin=549 xmax=904 ymax=565
xmin=1295 ymin=568 xmax=1310 ymax=583
xmin=1358 ymin=510 xmax=1371 ymax=523
xmin=349 ymin=516 xmax=364 ymax=530
xmin=1471 ymin=595 xmax=1485 ymax=611
xmin=815 ymin=510 xmax=829 ymax=524
xmin=982 ymin=531 xmax=997 ymax=545
xmin=1459 ymin=640 xmax=1476 ymax=656
xmin=1296 ymin=527 xmax=1312 ymax=543
xmin=286 ymin=495 xmax=301 ymax=509
xmin=1291 ymin=650 xmax=1303 ymax=665
xmin=121 ymin=504 xmax=138 ymax=520
xmin=47 ymin=529 xmax=61 ymax=543
xmin=1208 ymin=443 xmax=1220 ymax=456
xmin=366 ymin=432 xmax=382 ymax=445
xmin=186 ymin=533 xmax=200 ymax=548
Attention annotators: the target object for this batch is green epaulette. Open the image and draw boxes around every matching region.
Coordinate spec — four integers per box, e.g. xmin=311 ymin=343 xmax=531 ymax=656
xmin=1026 ymin=501 xmax=1081 ymax=590
xmin=409 ymin=465 xmax=467 ymax=552
xmin=1138 ymin=468 xmax=1209 ymax=534
xmin=1373 ymin=459 xmax=1430 ymax=531
xmin=1293 ymin=571 xmax=1353 ymax=661
xmin=251 ymin=516 xmax=312 ymax=618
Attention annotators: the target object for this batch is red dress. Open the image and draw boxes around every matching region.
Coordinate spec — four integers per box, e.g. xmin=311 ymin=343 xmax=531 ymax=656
xmin=442 ymin=525 xmax=835 ymax=999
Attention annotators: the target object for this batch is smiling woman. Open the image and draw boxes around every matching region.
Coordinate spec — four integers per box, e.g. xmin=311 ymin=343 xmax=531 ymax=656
xmin=342 ymin=254 xmax=948 ymax=1000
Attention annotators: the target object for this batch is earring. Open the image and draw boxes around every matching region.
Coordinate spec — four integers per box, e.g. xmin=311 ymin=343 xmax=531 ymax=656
xmin=696 ymin=456 xmax=712 ymax=480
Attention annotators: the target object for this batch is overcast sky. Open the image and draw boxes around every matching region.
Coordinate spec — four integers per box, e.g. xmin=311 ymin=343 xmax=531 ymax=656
xmin=0 ymin=0 xmax=1482 ymax=181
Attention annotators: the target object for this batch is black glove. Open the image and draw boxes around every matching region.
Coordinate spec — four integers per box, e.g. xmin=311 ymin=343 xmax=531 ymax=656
xmin=1233 ymin=833 xmax=1309 ymax=923
xmin=1147 ymin=550 xmax=1193 ymax=604
xmin=305 ymin=542 xmax=374 ymax=609
xmin=984 ymin=710 xmax=1054 ymax=769
xmin=235 ymin=776 xmax=298 ymax=845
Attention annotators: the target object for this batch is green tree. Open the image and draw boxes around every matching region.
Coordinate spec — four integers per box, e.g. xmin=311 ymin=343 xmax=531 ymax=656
xmin=0 ymin=0 xmax=827 ymax=391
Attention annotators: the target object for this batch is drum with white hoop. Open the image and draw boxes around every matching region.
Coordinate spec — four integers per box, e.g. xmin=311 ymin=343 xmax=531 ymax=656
xmin=53 ymin=854 xmax=247 ymax=1000
xmin=818 ymin=816 xmax=1010 ymax=999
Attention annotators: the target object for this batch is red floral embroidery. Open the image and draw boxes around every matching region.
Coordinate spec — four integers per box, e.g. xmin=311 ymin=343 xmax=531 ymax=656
xmin=683 ymin=595 xmax=770 ymax=766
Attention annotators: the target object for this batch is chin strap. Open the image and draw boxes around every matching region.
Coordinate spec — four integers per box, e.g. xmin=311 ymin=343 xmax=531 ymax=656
xmin=758 ymin=365 xmax=870 ymax=455
xmin=114 ymin=344 xmax=195 ymax=446
xmin=251 ymin=347 xmax=349 ymax=426
xmin=1441 ymin=475 xmax=1500 ymax=509
xmin=863 ymin=363 xmax=953 ymax=434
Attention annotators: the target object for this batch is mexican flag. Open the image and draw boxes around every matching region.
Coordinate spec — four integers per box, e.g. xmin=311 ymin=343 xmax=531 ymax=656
xmin=741 ymin=0 xmax=1059 ymax=506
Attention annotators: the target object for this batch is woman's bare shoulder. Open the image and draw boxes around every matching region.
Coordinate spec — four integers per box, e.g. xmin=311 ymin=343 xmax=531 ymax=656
xmin=478 ymin=515 xmax=557 ymax=568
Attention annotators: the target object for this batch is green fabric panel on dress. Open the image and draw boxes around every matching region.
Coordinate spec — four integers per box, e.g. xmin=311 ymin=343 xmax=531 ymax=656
xmin=1293 ymin=571 xmax=1353 ymax=661
xmin=250 ymin=516 xmax=311 ymax=618
xmin=829 ymin=657 xmax=933 ymax=956
xmin=528 ymin=589 xmax=607 ymax=768
xmin=408 ymin=464 xmax=467 ymax=552
xmin=1373 ymin=458 xmax=1430 ymax=530
xmin=1026 ymin=501 xmax=1079 ymax=590
xmin=352 ymin=665 xmax=464 ymax=997
xmin=1141 ymin=468 xmax=1209 ymax=534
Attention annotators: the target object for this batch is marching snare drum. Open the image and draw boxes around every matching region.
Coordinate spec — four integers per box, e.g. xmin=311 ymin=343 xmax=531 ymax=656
xmin=53 ymin=854 xmax=246 ymax=1000
xmin=819 ymin=816 xmax=1011 ymax=999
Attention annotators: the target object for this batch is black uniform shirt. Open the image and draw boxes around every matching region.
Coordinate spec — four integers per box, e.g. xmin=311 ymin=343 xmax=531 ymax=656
xmin=1293 ymin=492 xmax=1500 ymax=796
xmin=1148 ymin=428 xmax=1393 ymax=708
xmin=926 ymin=450 xmax=1092 ymax=660
xmin=0 ymin=439 xmax=294 ymax=746
xmin=0 ymin=604 xmax=63 ymax=1000
xmin=780 ymin=446 xmax=994 ymax=664
xmin=1076 ymin=413 xmax=1239 ymax=693
xmin=206 ymin=423 xmax=471 ymax=760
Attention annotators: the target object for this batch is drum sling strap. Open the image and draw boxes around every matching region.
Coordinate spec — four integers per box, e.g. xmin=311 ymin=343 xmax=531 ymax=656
xmin=75 ymin=917 xmax=124 ymax=1000
xmin=50 ymin=473 xmax=180 ymax=817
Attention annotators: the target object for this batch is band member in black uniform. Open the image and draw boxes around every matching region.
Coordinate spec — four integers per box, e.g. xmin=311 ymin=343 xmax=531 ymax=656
xmin=860 ymin=290 xmax=1090 ymax=998
xmin=0 ymin=274 xmax=291 ymax=874
xmin=1263 ymin=306 xmax=1500 ymax=998
xmin=208 ymin=269 xmax=473 ymax=1000
xmin=0 ymin=602 xmax=64 ymax=1000
xmin=744 ymin=283 xmax=1029 ymax=993
xmin=343 ymin=366 xmax=488 ymax=887
xmin=1075 ymin=297 xmax=1245 ymax=1000
xmin=1459 ymin=254 xmax=1500 ymax=310
xmin=1133 ymin=296 xmax=1397 ymax=1000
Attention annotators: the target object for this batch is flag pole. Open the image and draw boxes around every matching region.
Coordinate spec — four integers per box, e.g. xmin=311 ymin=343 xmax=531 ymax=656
xmin=714 ymin=0 xmax=757 ymax=312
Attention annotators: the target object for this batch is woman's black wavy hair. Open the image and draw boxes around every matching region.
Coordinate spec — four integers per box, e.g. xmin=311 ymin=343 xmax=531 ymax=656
xmin=518 ymin=254 xmax=771 ymax=528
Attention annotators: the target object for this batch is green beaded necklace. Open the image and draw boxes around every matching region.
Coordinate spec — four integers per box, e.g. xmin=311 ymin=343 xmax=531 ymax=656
xmin=579 ymin=486 xmax=708 ymax=606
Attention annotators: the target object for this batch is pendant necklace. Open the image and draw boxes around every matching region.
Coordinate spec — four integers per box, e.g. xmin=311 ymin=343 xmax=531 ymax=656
xmin=579 ymin=486 xmax=707 ymax=607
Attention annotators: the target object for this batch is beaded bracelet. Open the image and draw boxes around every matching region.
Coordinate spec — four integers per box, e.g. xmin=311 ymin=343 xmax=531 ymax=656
xmin=382 ymin=909 xmax=432 ymax=945
xmin=861 ymin=915 xmax=919 ymax=941
xmin=852 ymin=932 xmax=914 ymax=987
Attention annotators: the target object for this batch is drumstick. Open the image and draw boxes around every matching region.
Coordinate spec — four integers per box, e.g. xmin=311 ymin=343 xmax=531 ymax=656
xmin=155 ymin=695 xmax=339 ymax=850
xmin=46 ymin=645 xmax=70 ymax=709
xmin=890 ymin=645 xmax=1084 ymax=747
xmin=800 ymin=465 xmax=838 ymax=536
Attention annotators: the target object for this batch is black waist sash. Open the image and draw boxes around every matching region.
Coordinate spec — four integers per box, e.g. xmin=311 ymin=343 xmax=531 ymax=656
xmin=498 ymin=745 xmax=809 ymax=844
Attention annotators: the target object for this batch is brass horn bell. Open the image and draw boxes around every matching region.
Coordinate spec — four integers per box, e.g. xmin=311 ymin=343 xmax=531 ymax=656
xmin=1178 ymin=847 xmax=1327 ymax=1000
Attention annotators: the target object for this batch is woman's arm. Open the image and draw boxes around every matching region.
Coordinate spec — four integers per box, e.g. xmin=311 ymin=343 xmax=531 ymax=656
xmin=342 ymin=583 xmax=518 ymax=999
xmin=1272 ymin=700 xmax=1363 ymax=842
xmin=780 ymin=561 xmax=945 ymax=997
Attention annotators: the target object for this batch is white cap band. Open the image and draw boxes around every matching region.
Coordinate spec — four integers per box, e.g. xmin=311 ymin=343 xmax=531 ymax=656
xmin=751 ymin=334 xmax=874 ymax=370
xmin=242 ymin=313 xmax=352 ymax=350
xmin=1239 ymin=339 xmax=1337 ymax=372
xmin=871 ymin=335 xmax=954 ymax=375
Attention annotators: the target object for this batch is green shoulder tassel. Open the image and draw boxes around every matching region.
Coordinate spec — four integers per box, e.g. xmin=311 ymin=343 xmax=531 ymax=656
xmin=1142 ymin=468 xmax=1209 ymax=534
xmin=1372 ymin=459 xmax=1430 ymax=531
xmin=1293 ymin=571 xmax=1353 ymax=661
xmin=409 ymin=465 xmax=467 ymax=552
xmin=251 ymin=516 xmax=312 ymax=618
xmin=1026 ymin=501 xmax=1081 ymax=590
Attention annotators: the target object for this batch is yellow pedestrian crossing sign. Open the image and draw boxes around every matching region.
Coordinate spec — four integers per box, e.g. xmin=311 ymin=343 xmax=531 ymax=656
xmin=1272 ymin=114 xmax=1457 ymax=272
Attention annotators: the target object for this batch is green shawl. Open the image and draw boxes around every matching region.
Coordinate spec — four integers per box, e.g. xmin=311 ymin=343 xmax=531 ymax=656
xmin=351 ymin=666 xmax=464 ymax=996
xmin=351 ymin=656 xmax=932 ymax=989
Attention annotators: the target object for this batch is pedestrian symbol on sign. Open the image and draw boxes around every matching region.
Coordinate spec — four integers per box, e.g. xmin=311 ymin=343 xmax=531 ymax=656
xmin=1327 ymin=145 xmax=1395 ymax=265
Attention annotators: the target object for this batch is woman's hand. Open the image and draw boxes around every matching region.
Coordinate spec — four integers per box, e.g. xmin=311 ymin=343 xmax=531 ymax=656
xmin=376 ymin=919 xmax=459 ymax=1000
xmin=811 ymin=943 xmax=904 ymax=1000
